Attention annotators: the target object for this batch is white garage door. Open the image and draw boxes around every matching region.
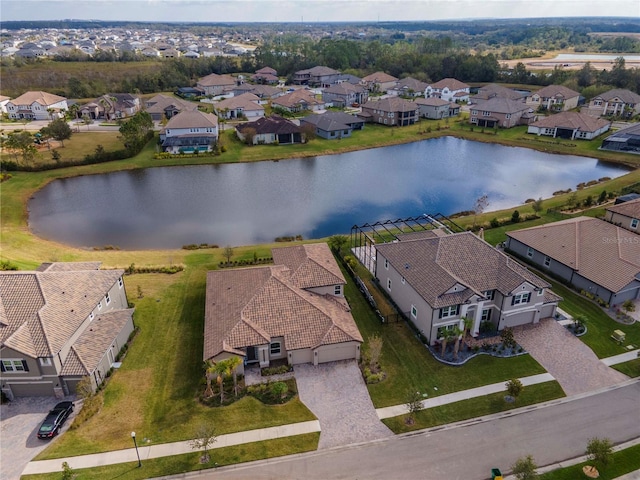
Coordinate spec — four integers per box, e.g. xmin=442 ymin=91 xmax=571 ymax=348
xmin=317 ymin=343 xmax=357 ymax=364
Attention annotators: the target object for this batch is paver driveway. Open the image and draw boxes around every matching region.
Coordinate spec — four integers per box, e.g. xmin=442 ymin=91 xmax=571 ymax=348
xmin=513 ymin=319 xmax=629 ymax=396
xmin=294 ymin=360 xmax=392 ymax=449
xmin=0 ymin=396 xmax=76 ymax=480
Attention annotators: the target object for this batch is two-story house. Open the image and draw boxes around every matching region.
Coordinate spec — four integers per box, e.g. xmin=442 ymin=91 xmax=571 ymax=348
xmin=388 ymin=77 xmax=429 ymax=98
xmin=145 ymin=94 xmax=198 ymax=122
xmin=160 ymin=110 xmax=219 ymax=153
xmin=469 ymin=96 xmax=536 ymax=128
xmin=525 ymin=85 xmax=580 ymax=112
xmin=0 ymin=262 xmax=134 ymax=399
xmin=213 ymin=93 xmax=265 ymax=120
xmin=196 ymin=73 xmax=237 ymax=97
xmin=414 ymin=97 xmax=460 ymax=119
xmin=6 ymin=91 xmax=68 ymax=120
xmin=293 ymin=66 xmax=340 ymax=87
xmin=424 ymin=78 xmax=470 ymax=103
xmin=359 ymin=97 xmax=419 ymax=126
xmin=527 ymin=111 xmax=610 ymax=140
xmin=78 ymin=93 xmax=141 ymax=121
xmin=586 ymin=89 xmax=640 ymax=119
xmin=604 ymin=197 xmax=640 ymax=233
xmin=203 ymin=243 xmax=362 ymax=373
xmin=271 ymin=89 xmax=325 ymax=113
xmin=360 ymin=71 xmax=399 ymax=93
xmin=321 ymin=83 xmax=369 ymax=107
xmin=375 ymin=232 xmax=560 ymax=345
xmin=251 ymin=66 xmax=279 ymax=84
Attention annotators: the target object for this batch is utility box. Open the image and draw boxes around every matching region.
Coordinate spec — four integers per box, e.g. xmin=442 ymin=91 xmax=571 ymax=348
xmin=612 ymin=329 xmax=626 ymax=344
xmin=491 ymin=468 xmax=503 ymax=480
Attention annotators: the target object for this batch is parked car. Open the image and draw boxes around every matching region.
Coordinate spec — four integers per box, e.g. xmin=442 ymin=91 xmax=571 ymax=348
xmin=37 ymin=401 xmax=74 ymax=439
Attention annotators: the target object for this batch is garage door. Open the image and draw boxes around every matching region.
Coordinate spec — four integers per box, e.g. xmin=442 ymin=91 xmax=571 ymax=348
xmin=317 ymin=343 xmax=357 ymax=364
xmin=502 ymin=311 xmax=536 ymax=328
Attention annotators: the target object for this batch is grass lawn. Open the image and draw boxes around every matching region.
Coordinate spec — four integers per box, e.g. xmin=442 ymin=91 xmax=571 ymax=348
xmin=343 ymin=268 xmax=548 ymax=408
xmin=23 ymin=433 xmax=319 ymax=480
xmin=36 ymin=267 xmax=315 ymax=460
xmin=612 ymin=358 xmax=640 ymax=378
xmin=538 ymin=444 xmax=640 ymax=480
xmin=382 ymin=380 xmax=565 ymax=433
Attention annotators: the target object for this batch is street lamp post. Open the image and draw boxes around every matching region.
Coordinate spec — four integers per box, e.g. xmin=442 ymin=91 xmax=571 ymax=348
xmin=131 ymin=431 xmax=141 ymax=467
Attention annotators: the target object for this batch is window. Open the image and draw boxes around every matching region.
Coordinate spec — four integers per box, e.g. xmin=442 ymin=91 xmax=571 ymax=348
xmin=471 ymin=109 xmax=478 ymax=116
xmin=40 ymin=357 xmax=52 ymax=367
xmin=1 ymin=359 xmax=28 ymax=372
xmin=483 ymin=290 xmax=494 ymax=301
xmin=105 ymin=292 xmax=111 ymax=305
xmin=98 ymin=300 xmax=102 ymax=310
xmin=631 ymin=218 xmax=639 ymax=230
xmin=544 ymin=256 xmax=551 ymax=267
xmin=526 ymin=247 xmax=534 ymax=258
xmin=334 ymin=285 xmax=342 ymax=295
xmin=411 ymin=305 xmax=418 ymax=319
xmin=384 ymin=259 xmax=389 ymax=270
xmin=482 ymin=111 xmax=491 ymax=117
xmin=90 ymin=311 xmax=94 ymax=320
xmin=439 ymin=305 xmax=459 ymax=319
xmin=437 ymin=324 xmax=456 ymax=338
xmin=118 ymin=277 xmax=123 ymax=288
xmin=481 ymin=309 xmax=492 ymax=321
xmin=401 ymin=276 xmax=406 ymax=285
xmin=270 ymin=342 xmax=281 ymax=355
xmin=511 ymin=292 xmax=531 ymax=306
xmin=387 ymin=278 xmax=392 ymax=291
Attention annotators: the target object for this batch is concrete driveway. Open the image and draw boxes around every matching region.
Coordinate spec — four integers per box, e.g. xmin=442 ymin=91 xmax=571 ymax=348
xmin=294 ymin=360 xmax=392 ymax=450
xmin=0 ymin=396 xmax=77 ymax=480
xmin=513 ymin=319 xmax=629 ymax=396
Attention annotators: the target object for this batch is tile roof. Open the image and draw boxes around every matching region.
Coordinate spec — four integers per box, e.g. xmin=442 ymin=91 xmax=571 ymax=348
xmin=473 ymin=96 xmax=531 ymax=114
xmin=395 ymin=77 xmax=429 ymax=92
xmin=507 ymin=217 xmax=640 ymax=293
xmin=606 ymin=197 xmax=640 ymax=218
xmin=296 ymin=66 xmax=340 ymax=77
xmin=214 ymin=93 xmax=263 ymax=111
xmin=597 ymin=88 xmax=640 ymax=104
xmin=203 ymin=243 xmax=361 ymax=361
xmin=375 ymin=232 xmax=550 ymax=308
xmin=361 ymin=71 xmax=398 ymax=83
xmin=164 ymin=110 xmax=218 ymax=130
xmin=10 ymin=91 xmax=66 ymax=106
xmin=37 ymin=262 xmax=102 ymax=272
xmin=145 ymin=94 xmax=198 ymax=115
xmin=271 ymin=243 xmax=346 ymax=289
xmin=529 ymin=111 xmax=610 ymax=132
xmin=535 ymin=85 xmax=580 ymax=99
xmin=197 ymin=73 xmax=236 ymax=87
xmin=0 ymin=266 xmax=124 ymax=358
xmin=414 ymin=97 xmax=453 ymax=107
xmin=474 ymin=84 xmax=525 ymax=102
xmin=272 ymin=89 xmax=323 ymax=109
xmin=428 ymin=78 xmax=470 ymax=91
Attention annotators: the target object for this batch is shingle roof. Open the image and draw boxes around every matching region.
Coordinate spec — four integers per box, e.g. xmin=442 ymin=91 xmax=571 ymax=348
xmin=414 ymin=97 xmax=453 ymax=107
xmin=375 ymin=232 xmax=550 ymax=308
xmin=214 ymin=93 xmax=263 ymax=111
xmin=535 ymin=85 xmax=580 ymax=99
xmin=473 ymin=96 xmax=531 ymax=114
xmin=530 ymin=111 xmax=610 ymax=132
xmin=236 ymin=115 xmax=301 ymax=135
xmin=428 ymin=78 xmax=470 ymax=91
xmin=164 ymin=110 xmax=218 ymax=130
xmin=362 ymin=97 xmax=417 ymax=113
xmin=197 ymin=73 xmax=236 ymax=87
xmin=10 ymin=91 xmax=66 ymax=106
xmin=606 ymin=197 xmax=640 ymax=219
xmin=361 ymin=71 xmax=398 ymax=83
xmin=203 ymin=243 xmax=361 ymax=361
xmin=395 ymin=77 xmax=429 ymax=92
xmin=145 ymin=94 xmax=197 ymax=115
xmin=507 ymin=217 xmax=640 ymax=293
xmin=37 ymin=262 xmax=102 ymax=272
xmin=597 ymin=89 xmax=640 ymax=104
xmin=474 ymin=84 xmax=525 ymax=102
xmin=300 ymin=111 xmax=363 ymax=131
xmin=323 ymin=83 xmax=365 ymax=95
xmin=272 ymin=89 xmax=323 ymax=109
xmin=297 ymin=66 xmax=340 ymax=77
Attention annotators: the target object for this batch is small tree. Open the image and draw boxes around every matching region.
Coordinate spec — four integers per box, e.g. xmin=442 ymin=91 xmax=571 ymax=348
xmin=76 ymin=375 xmax=94 ymax=400
xmin=327 ymin=234 xmax=348 ymax=254
xmin=368 ymin=334 xmax=383 ymax=371
xmin=61 ymin=461 xmax=75 ymax=480
xmin=223 ymin=246 xmax=234 ymax=265
xmin=511 ymin=455 xmax=538 ymax=480
xmin=189 ymin=424 xmax=217 ymax=464
xmin=531 ymin=197 xmax=543 ymax=215
xmin=405 ymin=390 xmax=423 ymax=425
xmin=51 ymin=149 xmax=62 ymax=163
xmin=42 ymin=118 xmax=72 ymax=146
xmin=586 ymin=437 xmax=613 ymax=467
xmin=505 ymin=378 xmax=523 ymax=402
xmin=598 ymin=190 xmax=607 ymax=204
xmin=270 ymin=381 xmax=288 ymax=401
xmin=511 ymin=210 xmax=520 ymax=224
xmin=500 ymin=327 xmax=517 ymax=349
xmin=242 ymin=127 xmax=257 ymax=145
xmin=622 ymin=299 xmax=636 ymax=314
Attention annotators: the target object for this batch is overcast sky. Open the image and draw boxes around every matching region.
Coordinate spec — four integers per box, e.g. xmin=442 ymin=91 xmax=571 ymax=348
xmin=2 ymin=0 xmax=639 ymax=23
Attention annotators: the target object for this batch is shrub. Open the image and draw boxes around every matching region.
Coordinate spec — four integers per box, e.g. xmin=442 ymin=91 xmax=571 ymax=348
xmin=511 ymin=210 xmax=520 ymax=223
xmin=586 ymin=437 xmax=613 ymax=467
xmin=505 ymin=378 xmax=524 ymax=400
xmin=511 ymin=455 xmax=538 ymax=480
xmin=490 ymin=217 xmax=500 ymax=228
xmin=261 ymin=364 xmax=292 ymax=376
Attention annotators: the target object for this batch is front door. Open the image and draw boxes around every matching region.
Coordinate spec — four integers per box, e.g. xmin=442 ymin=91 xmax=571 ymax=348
xmin=246 ymin=346 xmax=258 ymax=363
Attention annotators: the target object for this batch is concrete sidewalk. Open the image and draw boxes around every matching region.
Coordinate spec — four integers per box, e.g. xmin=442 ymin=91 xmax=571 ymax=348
xmin=21 ymin=420 xmax=320 ymax=475
xmin=376 ymin=373 xmax=555 ymax=419
xmin=602 ymin=349 xmax=640 ymax=366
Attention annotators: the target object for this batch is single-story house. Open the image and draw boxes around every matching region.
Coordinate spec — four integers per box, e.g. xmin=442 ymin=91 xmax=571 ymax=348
xmin=389 ymin=77 xmax=429 ymax=97
xmin=525 ymin=85 xmax=580 ymax=112
xmin=360 ymin=71 xmax=398 ymax=93
xmin=271 ymin=89 xmax=325 ymax=113
xmin=78 ymin=93 xmax=141 ymax=121
xmin=469 ymin=96 xmax=536 ymax=128
xmin=196 ymin=73 xmax=237 ymax=96
xmin=213 ymin=93 xmax=265 ymax=120
xmin=145 ymin=94 xmax=198 ymax=122
xmin=506 ymin=217 xmax=640 ymax=305
xmin=414 ymin=97 xmax=460 ymax=119
xmin=236 ymin=115 xmax=303 ymax=145
xmin=232 ymin=84 xmax=283 ymax=103
xmin=293 ymin=66 xmax=340 ymax=87
xmin=424 ymin=78 xmax=470 ymax=103
xmin=586 ymin=89 xmax=640 ymax=118
xmin=6 ymin=91 xmax=68 ymax=120
xmin=321 ymin=83 xmax=369 ymax=107
xmin=0 ymin=262 xmax=134 ymax=399
xmin=160 ymin=110 xmax=219 ymax=153
xmin=604 ymin=197 xmax=640 ymax=233
xmin=299 ymin=111 xmax=365 ymax=139
xmin=374 ymin=231 xmax=560 ymax=345
xmin=359 ymin=97 xmax=419 ymax=126
xmin=471 ymin=84 xmax=526 ymax=104
xmin=527 ymin=111 xmax=610 ymax=140
xmin=600 ymin=122 xmax=640 ymax=153
xmin=203 ymin=243 xmax=363 ymax=372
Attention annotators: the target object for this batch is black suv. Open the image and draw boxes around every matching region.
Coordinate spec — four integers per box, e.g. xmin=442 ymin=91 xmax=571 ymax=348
xmin=37 ymin=401 xmax=74 ymax=439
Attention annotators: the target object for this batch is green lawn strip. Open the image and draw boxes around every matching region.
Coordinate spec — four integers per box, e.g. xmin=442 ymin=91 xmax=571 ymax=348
xmin=612 ymin=358 xmax=640 ymax=378
xmin=36 ymin=268 xmax=315 ymax=460
xmin=538 ymin=444 xmax=640 ymax=480
xmin=22 ymin=433 xmax=320 ymax=480
xmin=382 ymin=380 xmax=565 ymax=433
xmin=343 ymin=269 xmax=547 ymax=408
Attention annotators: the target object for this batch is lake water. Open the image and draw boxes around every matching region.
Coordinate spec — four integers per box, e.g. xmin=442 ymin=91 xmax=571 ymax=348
xmin=28 ymin=137 xmax=629 ymax=249
xmin=554 ymin=53 xmax=640 ymax=62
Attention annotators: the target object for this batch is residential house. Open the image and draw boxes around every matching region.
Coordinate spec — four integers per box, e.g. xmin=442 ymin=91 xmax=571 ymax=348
xmin=271 ymin=89 xmax=325 ymax=113
xmin=321 ymin=82 xmax=368 ymax=107
xmin=203 ymin=243 xmax=362 ymax=372
xmin=586 ymin=89 xmax=640 ymax=118
xmin=424 ymin=78 xmax=470 ymax=103
xmin=251 ymin=66 xmax=279 ymax=84
xmin=78 ymin=93 xmax=141 ymax=121
xmin=471 ymin=84 xmax=525 ymax=104
xmin=196 ymin=72 xmax=237 ymax=97
xmin=213 ymin=93 xmax=265 ymax=120
xmin=6 ymin=91 xmax=68 ymax=120
xmin=0 ymin=262 xmax=134 ymax=399
xmin=506 ymin=217 xmax=640 ymax=305
xmin=231 ymin=84 xmax=283 ymax=103
xmin=176 ymin=87 xmax=205 ymax=99
xmin=145 ymin=94 xmax=198 ymax=122
xmin=601 ymin=122 xmax=640 ymax=153
xmin=0 ymin=95 xmax=10 ymax=114
xmin=604 ymin=197 xmax=640 ymax=234
xmin=360 ymin=71 xmax=398 ymax=93
xmin=374 ymin=232 xmax=560 ymax=345
xmin=299 ymin=111 xmax=365 ymax=139
xmin=236 ymin=115 xmax=303 ymax=145
xmin=160 ymin=110 xmax=219 ymax=153
xmin=525 ymin=85 xmax=580 ymax=112
xmin=293 ymin=66 xmax=340 ymax=87
xmin=527 ymin=111 xmax=610 ymax=140
xmin=359 ymin=97 xmax=419 ymax=126
xmin=414 ymin=97 xmax=460 ymax=120
xmin=388 ymin=77 xmax=429 ymax=97
xmin=469 ymin=96 xmax=535 ymax=128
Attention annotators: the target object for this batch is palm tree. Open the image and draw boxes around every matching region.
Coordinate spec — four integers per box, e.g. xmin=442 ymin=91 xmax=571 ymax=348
xmin=440 ymin=328 xmax=456 ymax=357
xmin=452 ymin=325 xmax=464 ymax=360
xmin=461 ymin=316 xmax=473 ymax=351
xmin=203 ymin=360 xmax=216 ymax=398
xmin=226 ymin=356 xmax=243 ymax=397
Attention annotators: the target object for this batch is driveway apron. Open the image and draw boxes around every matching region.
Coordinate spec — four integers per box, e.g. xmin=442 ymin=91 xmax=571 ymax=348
xmin=294 ymin=360 xmax=393 ymax=449
xmin=513 ymin=319 xmax=629 ymax=396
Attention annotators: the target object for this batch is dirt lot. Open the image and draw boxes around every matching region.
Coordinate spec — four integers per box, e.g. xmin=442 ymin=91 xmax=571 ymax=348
xmin=502 ymin=51 xmax=640 ymax=71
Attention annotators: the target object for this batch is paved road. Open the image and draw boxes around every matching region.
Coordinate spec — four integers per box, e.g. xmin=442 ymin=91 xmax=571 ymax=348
xmin=186 ymin=380 xmax=640 ymax=480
